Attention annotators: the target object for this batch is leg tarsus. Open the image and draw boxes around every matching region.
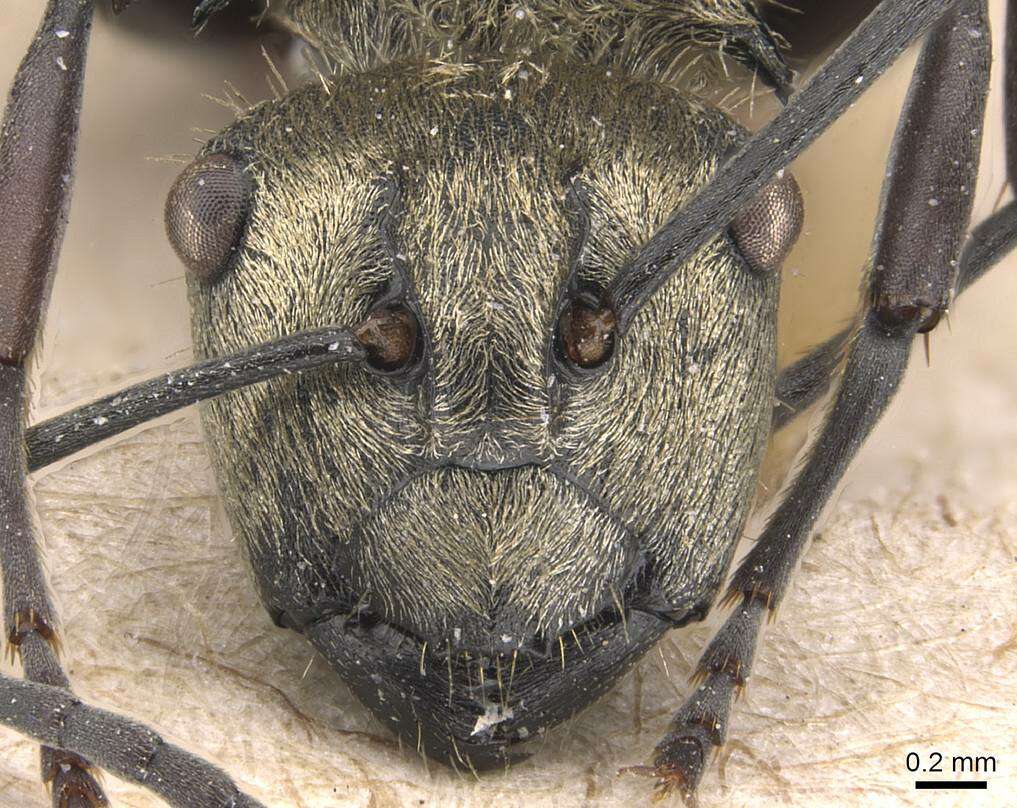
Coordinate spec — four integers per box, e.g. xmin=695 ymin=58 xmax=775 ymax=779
xmin=8 ymin=607 xmax=61 ymax=659
xmin=19 ymin=628 xmax=107 ymax=808
xmin=632 ymin=598 xmax=767 ymax=800
xmin=691 ymin=595 xmax=766 ymax=688
xmin=652 ymin=727 xmax=711 ymax=802
xmin=43 ymin=748 xmax=108 ymax=808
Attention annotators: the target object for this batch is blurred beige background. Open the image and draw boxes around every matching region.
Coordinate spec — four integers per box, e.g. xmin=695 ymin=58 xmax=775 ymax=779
xmin=1 ymin=2 xmax=1014 ymax=806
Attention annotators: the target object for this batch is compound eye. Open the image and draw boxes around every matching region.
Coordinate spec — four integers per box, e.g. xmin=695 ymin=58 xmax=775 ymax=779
xmin=165 ymin=153 xmax=252 ymax=283
xmin=729 ymin=170 xmax=804 ymax=274
xmin=558 ymin=299 xmax=617 ymax=370
xmin=353 ymin=306 xmax=421 ymax=373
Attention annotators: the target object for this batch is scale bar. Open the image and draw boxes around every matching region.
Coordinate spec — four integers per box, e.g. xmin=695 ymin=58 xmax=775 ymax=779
xmin=915 ymin=781 xmax=987 ymax=790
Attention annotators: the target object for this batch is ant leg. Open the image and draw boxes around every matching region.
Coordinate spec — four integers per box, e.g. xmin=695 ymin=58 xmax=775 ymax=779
xmin=606 ymin=0 xmax=954 ymax=332
xmin=775 ymin=0 xmax=1017 ymax=433
xmin=771 ymin=327 xmax=850 ymax=431
xmin=2 ymin=372 xmax=106 ymax=806
xmin=957 ymin=200 xmax=1017 ymax=291
xmin=777 ymin=206 xmax=1017 ymax=435
xmin=955 ymin=0 xmax=1017 ymax=293
xmin=0 ymin=673 xmax=268 ymax=808
xmin=0 ymin=2 xmax=108 ymax=805
xmin=0 ymin=0 xmax=93 ymax=366
xmin=774 ymin=191 xmax=1017 ymax=434
xmin=647 ymin=1 xmax=994 ymax=799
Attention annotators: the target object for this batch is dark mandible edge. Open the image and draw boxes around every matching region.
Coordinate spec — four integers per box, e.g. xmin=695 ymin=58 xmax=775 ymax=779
xmin=0 ymin=0 xmax=1014 ymax=806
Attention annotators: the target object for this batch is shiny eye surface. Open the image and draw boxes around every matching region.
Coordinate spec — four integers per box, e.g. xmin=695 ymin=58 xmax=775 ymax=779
xmin=729 ymin=169 xmax=804 ymax=274
xmin=165 ymin=152 xmax=252 ymax=284
xmin=557 ymin=299 xmax=617 ymax=370
xmin=353 ymin=306 xmax=421 ymax=373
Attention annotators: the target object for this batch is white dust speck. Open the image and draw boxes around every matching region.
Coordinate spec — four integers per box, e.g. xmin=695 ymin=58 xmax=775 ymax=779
xmin=471 ymin=702 xmax=514 ymax=736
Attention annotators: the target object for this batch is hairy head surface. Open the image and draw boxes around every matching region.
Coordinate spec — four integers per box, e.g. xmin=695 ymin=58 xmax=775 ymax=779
xmin=178 ymin=14 xmax=781 ymax=757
